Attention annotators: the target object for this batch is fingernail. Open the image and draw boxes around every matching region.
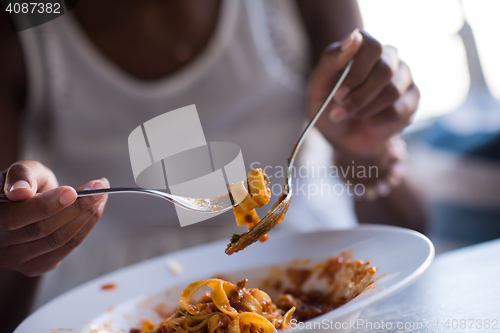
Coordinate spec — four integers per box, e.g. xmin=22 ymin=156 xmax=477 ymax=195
xmin=9 ymin=180 xmax=31 ymax=192
xmin=334 ymin=86 xmax=350 ymax=102
xmin=341 ymin=28 xmax=361 ymax=52
xmin=92 ymin=181 xmax=106 ymax=190
xmin=60 ymin=189 xmax=76 ymax=205
xmin=92 ymin=180 xmax=106 ymax=201
xmin=99 ymin=177 xmax=110 ymax=188
xmin=329 ymin=106 xmax=348 ymax=123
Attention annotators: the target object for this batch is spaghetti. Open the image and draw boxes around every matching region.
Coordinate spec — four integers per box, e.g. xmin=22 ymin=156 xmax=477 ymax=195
xmin=135 ymin=279 xmax=295 ymax=333
xmin=131 ymin=252 xmax=379 ymax=333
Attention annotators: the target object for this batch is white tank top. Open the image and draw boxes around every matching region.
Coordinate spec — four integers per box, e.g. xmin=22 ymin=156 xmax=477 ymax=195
xmin=18 ymin=0 xmax=357 ymax=307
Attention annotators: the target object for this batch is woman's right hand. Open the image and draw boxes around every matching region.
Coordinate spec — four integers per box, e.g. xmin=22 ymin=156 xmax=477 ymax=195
xmin=0 ymin=160 xmax=109 ymax=276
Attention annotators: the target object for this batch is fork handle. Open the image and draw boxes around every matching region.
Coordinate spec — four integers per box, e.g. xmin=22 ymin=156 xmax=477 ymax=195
xmin=77 ymin=188 xmax=175 ymax=203
xmin=77 ymin=187 xmax=158 ymax=196
xmin=286 ymin=58 xmax=354 ymax=171
xmin=0 ymin=188 xmax=173 ymax=203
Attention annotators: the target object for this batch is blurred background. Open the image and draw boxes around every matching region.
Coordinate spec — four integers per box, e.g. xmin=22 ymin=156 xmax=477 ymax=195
xmin=358 ymin=0 xmax=500 ymax=253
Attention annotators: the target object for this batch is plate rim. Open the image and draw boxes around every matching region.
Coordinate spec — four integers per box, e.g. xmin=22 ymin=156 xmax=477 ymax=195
xmin=304 ymin=224 xmax=435 ymax=322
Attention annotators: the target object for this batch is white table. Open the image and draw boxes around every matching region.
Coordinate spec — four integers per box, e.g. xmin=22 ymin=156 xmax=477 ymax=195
xmin=352 ymin=239 xmax=500 ymax=332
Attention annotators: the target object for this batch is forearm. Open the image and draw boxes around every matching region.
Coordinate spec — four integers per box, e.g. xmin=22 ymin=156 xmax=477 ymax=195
xmin=0 ymin=92 xmax=20 ymax=171
xmin=0 ymin=92 xmax=33 ymax=333
xmin=296 ymin=0 xmax=363 ymax=63
xmin=354 ymin=178 xmax=427 ymax=233
xmin=0 ymin=165 xmax=40 ymax=332
xmin=0 ymin=103 xmax=38 ymax=332
xmin=335 ymin=145 xmax=428 ymax=234
xmin=0 ymin=268 xmax=41 ymax=333
xmin=0 ymin=93 xmax=33 ymax=333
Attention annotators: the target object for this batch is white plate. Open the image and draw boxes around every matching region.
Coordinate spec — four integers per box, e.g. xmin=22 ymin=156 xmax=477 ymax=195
xmin=15 ymin=225 xmax=434 ymax=333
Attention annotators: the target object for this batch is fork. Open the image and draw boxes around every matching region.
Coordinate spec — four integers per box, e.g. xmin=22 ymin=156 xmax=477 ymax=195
xmin=225 ymin=59 xmax=355 ymax=254
xmin=0 ymin=188 xmax=234 ymax=214
xmin=0 ymin=59 xmax=354 ymax=222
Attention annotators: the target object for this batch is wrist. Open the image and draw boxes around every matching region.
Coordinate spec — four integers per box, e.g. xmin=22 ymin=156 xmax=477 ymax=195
xmin=334 ymin=144 xmax=392 ymax=182
xmin=334 ymin=137 xmax=408 ymax=201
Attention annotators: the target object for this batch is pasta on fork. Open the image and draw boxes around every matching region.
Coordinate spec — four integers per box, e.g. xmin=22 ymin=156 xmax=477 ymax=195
xmin=229 ymin=168 xmax=273 ymax=244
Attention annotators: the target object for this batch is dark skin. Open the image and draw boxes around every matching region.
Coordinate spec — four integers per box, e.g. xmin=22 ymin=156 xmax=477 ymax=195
xmin=0 ymin=1 xmax=426 ymax=331
xmin=72 ymin=0 xmax=222 ymax=79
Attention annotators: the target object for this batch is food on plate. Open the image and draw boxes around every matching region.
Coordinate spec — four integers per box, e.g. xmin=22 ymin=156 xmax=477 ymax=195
xmin=130 ymin=252 xmax=379 ymax=332
xmin=229 ymin=168 xmax=272 ymax=245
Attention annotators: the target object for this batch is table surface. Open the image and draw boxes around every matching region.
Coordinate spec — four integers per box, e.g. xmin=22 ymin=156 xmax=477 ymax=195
xmin=351 ymin=238 xmax=500 ymax=332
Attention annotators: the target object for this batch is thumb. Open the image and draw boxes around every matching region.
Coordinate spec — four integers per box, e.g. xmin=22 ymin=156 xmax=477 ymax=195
xmin=321 ymin=28 xmax=363 ymax=75
xmin=309 ymin=29 xmax=363 ymax=101
xmin=338 ymin=28 xmax=363 ymax=61
xmin=3 ymin=161 xmax=57 ymax=201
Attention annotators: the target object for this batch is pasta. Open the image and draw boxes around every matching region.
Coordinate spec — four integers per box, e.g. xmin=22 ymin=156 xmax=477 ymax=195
xmin=133 ymin=279 xmax=295 ymax=333
xmin=230 ymin=169 xmax=271 ymax=212
xmin=230 ymin=168 xmax=272 ymax=243
xmin=130 ymin=252 xmax=380 ymax=333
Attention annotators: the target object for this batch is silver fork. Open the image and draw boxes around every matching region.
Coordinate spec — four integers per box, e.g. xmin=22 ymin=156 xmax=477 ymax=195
xmin=0 ymin=188 xmax=234 ymax=214
xmin=0 ymin=60 xmax=353 ymax=224
xmin=225 ymin=59 xmax=354 ymax=255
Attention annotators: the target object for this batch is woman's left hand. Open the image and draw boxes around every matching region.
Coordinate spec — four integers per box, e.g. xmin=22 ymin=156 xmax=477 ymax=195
xmin=308 ymin=29 xmax=420 ymax=159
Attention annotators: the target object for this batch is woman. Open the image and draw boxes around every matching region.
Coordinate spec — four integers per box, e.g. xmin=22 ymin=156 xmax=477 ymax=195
xmin=0 ymin=1 xmax=425 ymax=331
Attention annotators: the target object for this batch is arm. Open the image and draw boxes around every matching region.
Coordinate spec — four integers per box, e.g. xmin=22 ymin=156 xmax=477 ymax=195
xmin=296 ymin=0 xmax=363 ymax=64
xmin=297 ymin=1 xmax=428 ymax=232
xmin=355 ymin=180 xmax=427 ymax=233
xmin=0 ymin=11 xmax=110 ymax=332
xmin=0 ymin=10 xmax=40 ymax=333
xmin=334 ymin=148 xmax=427 ymax=233
xmin=0 ymin=6 xmax=24 ymax=171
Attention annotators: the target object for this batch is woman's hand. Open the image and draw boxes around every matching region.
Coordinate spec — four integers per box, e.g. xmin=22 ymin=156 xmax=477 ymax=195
xmin=0 ymin=160 xmax=109 ymax=276
xmin=308 ymin=29 xmax=420 ymax=159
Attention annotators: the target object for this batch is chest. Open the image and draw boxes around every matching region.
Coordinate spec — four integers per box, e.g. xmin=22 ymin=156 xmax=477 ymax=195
xmin=72 ymin=0 xmax=221 ymax=80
